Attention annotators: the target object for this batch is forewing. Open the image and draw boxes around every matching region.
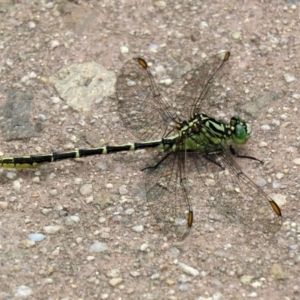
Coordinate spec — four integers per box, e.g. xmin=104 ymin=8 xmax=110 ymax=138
xmin=116 ymin=58 xmax=176 ymax=141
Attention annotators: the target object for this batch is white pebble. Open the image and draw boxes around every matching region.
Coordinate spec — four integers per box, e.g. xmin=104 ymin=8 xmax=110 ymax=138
xmin=74 ymin=177 xmax=83 ymax=185
xmin=28 ymin=21 xmax=36 ymax=29
xmin=140 ymin=243 xmax=149 ymax=251
xmin=178 ymin=262 xmax=199 ymax=276
xmin=50 ymin=40 xmax=60 ymax=49
xmin=99 ymin=217 xmax=106 ymax=223
xmin=6 ymin=58 xmax=14 ymax=66
xmin=86 ymin=195 xmax=93 ymax=203
xmin=80 ymin=183 xmax=93 ymax=196
xmin=119 ymin=185 xmax=128 ymax=195
xmin=259 ymin=141 xmax=268 ymax=147
xmin=131 ymin=225 xmax=144 ymax=233
xmin=120 ymin=46 xmax=129 ymax=54
xmin=0 ymin=201 xmax=8 ymax=209
xmin=200 ymin=21 xmax=208 ymax=29
xmin=293 ymin=158 xmax=300 ymax=165
xmin=130 ymin=271 xmax=140 ymax=277
xmin=14 ymin=285 xmax=33 ymax=297
xmin=6 ymin=172 xmax=17 ymax=180
xmin=232 ymin=31 xmax=243 ymax=40
xmin=89 ymin=241 xmax=108 ymax=252
xmin=270 ymin=194 xmax=287 ymax=206
xmin=96 ymin=162 xmax=107 ymax=170
xmin=125 ymin=208 xmax=134 ymax=215
xmin=109 ymin=277 xmax=123 ymax=287
xmin=272 ymin=119 xmax=280 ymax=126
xmin=43 ymin=225 xmax=62 ymax=234
xmin=107 ymin=269 xmax=120 ymax=278
xmin=284 ymin=73 xmax=296 ymax=83
xmin=87 ymin=256 xmax=95 ymax=261
xmin=28 ymin=233 xmax=46 ymax=242
xmin=280 ymin=114 xmax=287 ymax=120
xmin=155 ymin=65 xmax=166 ymax=76
xmin=12 ymin=180 xmax=21 ymax=191
xmin=275 ymin=172 xmax=284 ymax=180
xmin=261 ymin=124 xmax=271 ymax=130
xmin=32 ymin=176 xmax=40 ymax=183
xmin=106 ymin=183 xmax=113 ymax=189
xmin=51 ymin=96 xmax=61 ymax=104
xmin=154 ymin=1 xmax=166 ymax=7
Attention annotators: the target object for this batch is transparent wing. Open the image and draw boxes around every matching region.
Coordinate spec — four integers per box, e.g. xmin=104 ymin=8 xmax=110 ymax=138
xmin=116 ymin=58 xmax=177 ymax=141
xmin=190 ymin=132 xmax=282 ymax=233
xmin=173 ymin=51 xmax=230 ymax=121
xmin=143 ymin=149 xmax=193 ymax=240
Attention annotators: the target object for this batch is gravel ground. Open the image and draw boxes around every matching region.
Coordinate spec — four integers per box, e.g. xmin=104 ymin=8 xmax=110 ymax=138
xmin=0 ymin=1 xmax=300 ymax=299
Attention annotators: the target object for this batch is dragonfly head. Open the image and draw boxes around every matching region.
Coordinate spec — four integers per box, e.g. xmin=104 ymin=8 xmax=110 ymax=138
xmin=230 ymin=116 xmax=252 ymax=145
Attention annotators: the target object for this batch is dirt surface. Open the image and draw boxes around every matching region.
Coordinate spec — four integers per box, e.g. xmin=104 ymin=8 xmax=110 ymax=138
xmin=0 ymin=1 xmax=300 ymax=299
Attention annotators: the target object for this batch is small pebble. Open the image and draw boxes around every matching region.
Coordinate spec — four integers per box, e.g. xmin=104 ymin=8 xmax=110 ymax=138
xmin=284 ymin=73 xmax=296 ymax=83
xmin=74 ymin=177 xmax=83 ymax=185
xmin=6 ymin=58 xmax=14 ymax=66
xmin=131 ymin=225 xmax=144 ymax=233
xmin=0 ymin=201 xmax=8 ymax=209
xmin=19 ymin=239 xmax=36 ymax=248
xmin=200 ymin=21 xmax=208 ymax=29
xmin=256 ymin=178 xmax=267 ymax=187
xmin=154 ymin=1 xmax=166 ymax=7
xmin=87 ymin=256 xmax=95 ymax=261
xmin=155 ymin=65 xmax=166 ymax=76
xmin=259 ymin=141 xmax=268 ymax=148
xmin=28 ymin=21 xmax=36 ymax=29
xmin=293 ymin=158 xmax=300 ymax=165
xmin=14 ymin=285 xmax=33 ymax=298
xmin=89 ymin=241 xmax=108 ymax=252
xmin=80 ymin=183 xmax=93 ymax=196
xmin=120 ymin=46 xmax=129 ymax=54
xmin=140 ymin=243 xmax=149 ymax=251
xmin=109 ymin=277 xmax=123 ymax=287
xmin=12 ymin=180 xmax=21 ymax=191
xmin=43 ymin=225 xmax=62 ymax=234
xmin=167 ymin=247 xmax=180 ymax=258
xmin=232 ymin=31 xmax=243 ymax=40
xmin=119 ymin=185 xmax=128 ymax=195
xmin=151 ymin=273 xmax=160 ymax=280
xmin=275 ymin=172 xmax=284 ymax=180
xmin=50 ymin=40 xmax=60 ymax=49
xmin=261 ymin=124 xmax=271 ymax=130
xmin=96 ymin=162 xmax=108 ymax=170
xmin=251 ymin=281 xmax=262 ymax=288
xmin=270 ymin=194 xmax=287 ymax=206
xmin=240 ymin=275 xmax=254 ymax=284
xmin=28 ymin=233 xmax=46 ymax=242
xmin=270 ymin=263 xmax=285 ymax=279
xmin=130 ymin=271 xmax=140 ymax=277
xmin=107 ymin=269 xmax=120 ymax=278
xmin=86 ymin=195 xmax=93 ymax=204
xmin=179 ymin=283 xmax=190 ymax=291
xmin=125 ymin=208 xmax=134 ymax=215
xmin=6 ymin=172 xmax=17 ymax=180
xmin=272 ymin=181 xmax=280 ymax=189
xmin=178 ymin=262 xmax=199 ymax=276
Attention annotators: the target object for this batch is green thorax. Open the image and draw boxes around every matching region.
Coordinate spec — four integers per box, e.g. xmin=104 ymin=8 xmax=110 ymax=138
xmin=174 ymin=114 xmax=252 ymax=151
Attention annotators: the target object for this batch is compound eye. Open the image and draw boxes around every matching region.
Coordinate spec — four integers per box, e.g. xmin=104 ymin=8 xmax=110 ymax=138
xmin=234 ymin=124 xmax=247 ymax=144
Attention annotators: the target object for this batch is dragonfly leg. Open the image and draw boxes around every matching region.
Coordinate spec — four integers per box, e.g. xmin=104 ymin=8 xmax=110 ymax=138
xmin=230 ymin=145 xmax=263 ymax=164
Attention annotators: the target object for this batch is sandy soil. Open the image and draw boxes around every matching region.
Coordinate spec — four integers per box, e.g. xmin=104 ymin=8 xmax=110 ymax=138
xmin=0 ymin=1 xmax=299 ymax=299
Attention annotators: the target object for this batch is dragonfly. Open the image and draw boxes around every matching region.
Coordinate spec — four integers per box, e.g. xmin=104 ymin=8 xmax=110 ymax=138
xmin=0 ymin=51 xmax=282 ymax=239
